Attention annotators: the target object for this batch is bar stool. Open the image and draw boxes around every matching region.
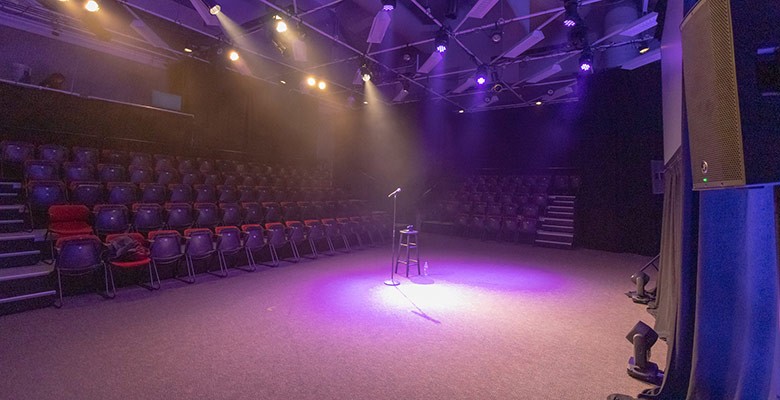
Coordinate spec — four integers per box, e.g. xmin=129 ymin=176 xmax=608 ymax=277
xmin=395 ymin=228 xmax=420 ymax=277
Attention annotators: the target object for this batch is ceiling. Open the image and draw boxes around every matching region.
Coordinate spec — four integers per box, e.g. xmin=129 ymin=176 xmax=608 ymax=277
xmin=1 ymin=0 xmax=664 ymax=111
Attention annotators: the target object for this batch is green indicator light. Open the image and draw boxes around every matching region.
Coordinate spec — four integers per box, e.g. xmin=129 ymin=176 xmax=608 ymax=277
xmin=703 ymin=178 xmax=708 ymax=183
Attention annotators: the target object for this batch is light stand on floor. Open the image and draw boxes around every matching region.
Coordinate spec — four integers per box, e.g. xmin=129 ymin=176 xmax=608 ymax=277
xmin=384 ymin=187 xmax=401 ymax=286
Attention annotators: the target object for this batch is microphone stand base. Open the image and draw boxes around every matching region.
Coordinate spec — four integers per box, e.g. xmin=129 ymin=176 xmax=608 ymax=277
xmin=384 ymin=279 xmax=401 ymax=286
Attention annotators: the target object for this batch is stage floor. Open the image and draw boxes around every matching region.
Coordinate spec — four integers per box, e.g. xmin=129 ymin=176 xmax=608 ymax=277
xmin=0 ymin=233 xmax=663 ymax=399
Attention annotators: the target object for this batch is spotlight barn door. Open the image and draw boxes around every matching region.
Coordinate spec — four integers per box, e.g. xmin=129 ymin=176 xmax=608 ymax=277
xmin=681 ymin=0 xmax=780 ymax=190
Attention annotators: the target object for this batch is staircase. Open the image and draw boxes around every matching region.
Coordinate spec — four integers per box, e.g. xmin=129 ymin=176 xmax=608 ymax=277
xmin=535 ymin=195 xmax=576 ymax=249
xmin=0 ymin=180 xmax=55 ymax=315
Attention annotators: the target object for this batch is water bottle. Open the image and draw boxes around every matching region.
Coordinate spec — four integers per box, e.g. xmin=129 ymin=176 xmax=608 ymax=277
xmin=423 ymin=261 xmax=429 ymax=276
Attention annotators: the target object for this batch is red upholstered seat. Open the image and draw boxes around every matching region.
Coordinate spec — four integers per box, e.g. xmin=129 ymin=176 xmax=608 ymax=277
xmin=49 ymin=221 xmax=93 ymax=236
xmin=48 ymin=205 xmax=93 ymax=239
xmin=109 ymin=259 xmax=151 ymax=269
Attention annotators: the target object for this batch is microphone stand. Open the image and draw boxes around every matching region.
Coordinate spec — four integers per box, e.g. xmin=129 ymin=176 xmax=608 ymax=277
xmin=384 ymin=190 xmax=400 ymax=286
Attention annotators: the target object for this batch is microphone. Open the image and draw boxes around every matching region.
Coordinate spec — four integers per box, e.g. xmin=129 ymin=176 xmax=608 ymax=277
xmin=387 ymin=187 xmax=402 ymax=197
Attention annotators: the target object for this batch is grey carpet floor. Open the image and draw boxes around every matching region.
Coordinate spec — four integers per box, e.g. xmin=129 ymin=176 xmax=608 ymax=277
xmin=0 ymin=234 xmax=664 ymax=400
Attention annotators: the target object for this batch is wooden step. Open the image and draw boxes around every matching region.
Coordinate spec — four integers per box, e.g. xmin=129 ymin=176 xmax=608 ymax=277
xmin=534 ymin=239 xmax=574 ymax=249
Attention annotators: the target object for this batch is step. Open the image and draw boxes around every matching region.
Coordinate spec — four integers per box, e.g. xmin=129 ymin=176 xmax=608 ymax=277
xmin=548 ymin=195 xmax=576 ymax=201
xmin=0 ymin=250 xmax=42 ymax=269
xmin=0 ymin=263 xmax=56 ymax=315
xmin=534 ymin=239 xmax=574 ymax=249
xmin=541 ymin=224 xmax=574 ymax=233
xmin=551 ymin=199 xmax=575 ymax=206
xmin=540 ymin=217 xmax=574 ymax=227
xmin=536 ymin=229 xmax=574 ymax=238
xmin=548 ymin=205 xmax=574 ymax=212
xmin=547 ymin=211 xmax=574 ymax=218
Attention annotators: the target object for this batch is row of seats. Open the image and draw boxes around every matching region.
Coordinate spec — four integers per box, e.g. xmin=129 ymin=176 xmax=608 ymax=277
xmin=458 ymin=175 xmax=580 ymax=195
xmin=0 ymin=141 xmax=332 ymax=187
xmin=53 ymin=217 xmax=390 ymax=306
xmin=454 ymin=214 xmax=539 ymax=242
xmin=26 ymin=181 xmax=356 ymax=211
xmin=21 ymin=159 xmax=328 ymax=188
xmin=46 ymin=201 xmax=377 ymax=236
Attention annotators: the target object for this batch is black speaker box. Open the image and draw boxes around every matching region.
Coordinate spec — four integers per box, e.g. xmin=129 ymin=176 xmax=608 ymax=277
xmin=682 ymin=0 xmax=780 ymax=190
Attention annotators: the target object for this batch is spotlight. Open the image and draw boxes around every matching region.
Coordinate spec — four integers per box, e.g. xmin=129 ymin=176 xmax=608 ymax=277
xmin=579 ymin=47 xmax=594 ymax=72
xmin=363 ymin=100 xmax=369 ymax=105
xmin=458 ymin=109 xmax=465 ymax=113
xmin=317 ymin=80 xmax=327 ymax=90
xmin=625 ymin=321 xmax=664 ymax=385
xmin=475 ymin=65 xmax=488 ymax=86
xmin=382 ymin=0 xmax=396 ymax=11
xmin=84 ymin=0 xmax=99 ymax=12
xmin=360 ymin=64 xmax=372 ymax=82
xmin=490 ymin=72 xmax=503 ymax=92
xmin=306 ymin=76 xmax=317 ymax=86
xmin=563 ymin=0 xmax=580 ymax=27
xmin=435 ymin=29 xmax=449 ymax=53
xmin=228 ymin=50 xmax=239 ymax=61
xmin=638 ymin=41 xmax=650 ymax=54
xmin=274 ymin=15 xmax=288 ymax=33
xmin=203 ymin=0 xmax=221 ymax=15
xmin=490 ymin=30 xmax=503 ymax=43
xmin=280 ymin=80 xmax=287 ymax=85
xmin=184 ymin=47 xmax=193 ymax=53
xmin=535 ymin=101 xmax=543 ymax=106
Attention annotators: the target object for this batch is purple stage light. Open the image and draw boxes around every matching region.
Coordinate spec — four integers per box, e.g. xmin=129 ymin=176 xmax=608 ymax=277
xmin=580 ymin=62 xmax=592 ymax=72
xmin=564 ymin=18 xmax=576 ymax=27
xmin=476 ymin=76 xmax=486 ymax=85
xmin=436 ymin=44 xmax=447 ymax=53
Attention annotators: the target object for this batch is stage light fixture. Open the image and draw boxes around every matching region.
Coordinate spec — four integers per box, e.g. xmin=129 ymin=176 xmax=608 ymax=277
xmin=535 ymin=101 xmax=543 ymax=106
xmin=490 ymin=30 xmax=503 ymax=43
xmin=363 ymin=100 xmax=369 ymax=104
xmin=638 ymin=41 xmax=650 ymax=54
xmin=458 ymin=109 xmax=465 ymax=114
xmin=317 ymin=80 xmax=327 ymax=90
xmin=274 ymin=15 xmax=287 ymax=33
xmin=627 ymin=271 xmax=655 ymax=304
xmin=306 ymin=76 xmax=317 ymax=86
xmin=475 ymin=65 xmax=488 ymax=86
xmin=435 ymin=30 xmax=449 ymax=53
xmin=280 ymin=80 xmax=287 ymax=85
xmin=202 ymin=0 xmax=221 ymax=15
xmin=490 ymin=72 xmax=503 ymax=92
xmin=360 ymin=64 xmax=372 ymax=82
xmin=85 ymin=0 xmax=100 ymax=12
xmin=382 ymin=0 xmax=396 ymax=11
xmin=228 ymin=50 xmax=239 ymax=61
xmin=184 ymin=47 xmax=193 ymax=53
xmin=563 ymin=0 xmax=580 ymax=27
xmin=625 ymin=321 xmax=664 ymax=385
xmin=579 ymin=47 xmax=594 ymax=72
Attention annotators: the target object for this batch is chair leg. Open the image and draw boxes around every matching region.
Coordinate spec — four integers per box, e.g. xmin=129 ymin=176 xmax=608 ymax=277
xmin=269 ymin=246 xmax=280 ymax=267
xmin=290 ymin=241 xmax=301 ymax=262
xmin=104 ymin=264 xmax=116 ymax=299
xmin=325 ymin=237 xmax=336 ymax=255
xmin=54 ymin=269 xmax=63 ymax=308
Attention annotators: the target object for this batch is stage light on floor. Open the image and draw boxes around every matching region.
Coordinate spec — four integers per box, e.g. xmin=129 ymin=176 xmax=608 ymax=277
xmin=435 ymin=29 xmax=449 ymax=53
xmin=625 ymin=321 xmax=664 ymax=385
xmin=535 ymin=101 xmax=543 ymax=106
xmin=85 ymin=0 xmax=99 ymax=12
xmin=627 ymin=271 xmax=655 ymax=304
xmin=228 ymin=50 xmax=239 ymax=61
xmin=381 ymin=0 xmax=396 ymax=11
xmin=306 ymin=76 xmax=317 ymax=86
xmin=317 ymin=80 xmax=327 ymax=90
